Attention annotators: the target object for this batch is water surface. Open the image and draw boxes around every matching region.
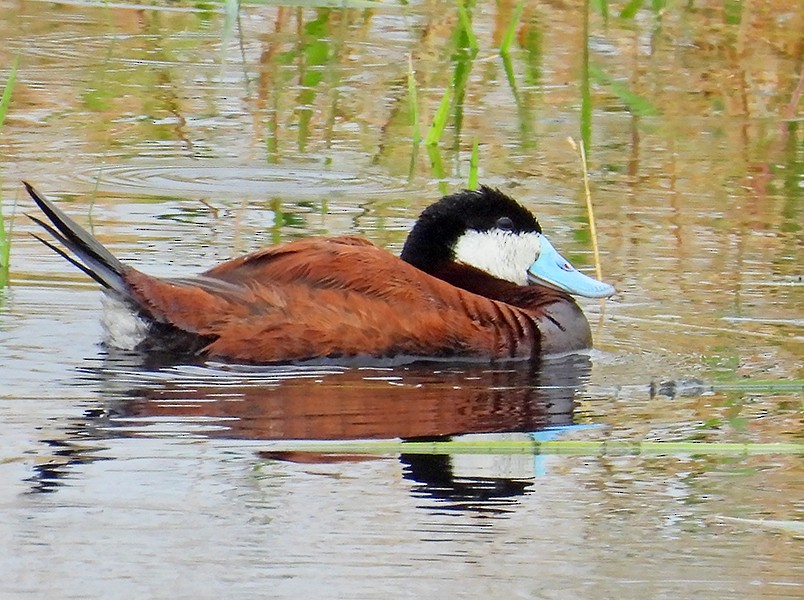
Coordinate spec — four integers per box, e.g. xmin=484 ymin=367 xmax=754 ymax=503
xmin=1 ymin=1 xmax=801 ymax=598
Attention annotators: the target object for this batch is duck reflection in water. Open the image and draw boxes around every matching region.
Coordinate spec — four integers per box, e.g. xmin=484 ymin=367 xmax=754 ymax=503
xmin=98 ymin=352 xmax=590 ymax=441
xmin=29 ymin=352 xmax=592 ymax=513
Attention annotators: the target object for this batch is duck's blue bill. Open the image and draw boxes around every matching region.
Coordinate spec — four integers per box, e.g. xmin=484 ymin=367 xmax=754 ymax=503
xmin=527 ymin=234 xmax=615 ymax=298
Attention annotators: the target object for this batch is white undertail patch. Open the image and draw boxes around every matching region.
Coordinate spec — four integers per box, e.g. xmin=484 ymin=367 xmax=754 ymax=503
xmin=453 ymin=230 xmax=541 ymax=285
xmin=101 ymin=294 xmax=150 ymax=350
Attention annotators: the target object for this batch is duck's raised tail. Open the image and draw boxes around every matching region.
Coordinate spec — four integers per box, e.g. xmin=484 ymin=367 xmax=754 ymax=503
xmin=24 ymin=181 xmax=128 ymax=295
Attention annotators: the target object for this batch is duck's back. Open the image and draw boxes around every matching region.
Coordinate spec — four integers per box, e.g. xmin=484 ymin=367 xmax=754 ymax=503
xmin=119 ymin=237 xmax=541 ymax=363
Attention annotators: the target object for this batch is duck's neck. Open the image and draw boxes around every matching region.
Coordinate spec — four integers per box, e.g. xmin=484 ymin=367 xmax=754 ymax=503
xmin=424 ymin=262 xmax=569 ymax=308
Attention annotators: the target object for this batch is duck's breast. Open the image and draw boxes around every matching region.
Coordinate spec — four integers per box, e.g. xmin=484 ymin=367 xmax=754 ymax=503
xmin=536 ymin=301 xmax=592 ymax=355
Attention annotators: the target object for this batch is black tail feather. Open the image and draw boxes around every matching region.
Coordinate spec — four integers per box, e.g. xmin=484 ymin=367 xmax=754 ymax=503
xmin=31 ymin=233 xmax=110 ymax=288
xmin=24 ymin=182 xmax=127 ymax=294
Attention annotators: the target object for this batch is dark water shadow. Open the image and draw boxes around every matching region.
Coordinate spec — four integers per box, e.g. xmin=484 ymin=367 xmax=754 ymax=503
xmin=28 ymin=353 xmax=593 ymax=512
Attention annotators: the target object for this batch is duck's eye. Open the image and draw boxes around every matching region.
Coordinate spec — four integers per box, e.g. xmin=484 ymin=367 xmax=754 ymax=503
xmin=495 ymin=217 xmax=514 ymax=231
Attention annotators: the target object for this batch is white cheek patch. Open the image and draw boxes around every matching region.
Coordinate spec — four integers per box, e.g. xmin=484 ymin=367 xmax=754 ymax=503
xmin=453 ymin=230 xmax=541 ymax=285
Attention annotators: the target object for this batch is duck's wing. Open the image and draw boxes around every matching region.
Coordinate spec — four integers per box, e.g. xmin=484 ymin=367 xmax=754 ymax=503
xmin=202 ymin=235 xmax=375 ymax=277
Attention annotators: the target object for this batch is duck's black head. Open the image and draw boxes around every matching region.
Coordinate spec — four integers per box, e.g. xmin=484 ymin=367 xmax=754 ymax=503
xmin=401 ymin=186 xmax=542 ymax=285
xmin=402 ymin=186 xmax=616 ymax=298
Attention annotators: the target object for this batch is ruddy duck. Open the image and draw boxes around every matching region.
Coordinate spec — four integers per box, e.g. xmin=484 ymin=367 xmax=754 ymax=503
xmin=25 ymin=183 xmax=614 ymax=363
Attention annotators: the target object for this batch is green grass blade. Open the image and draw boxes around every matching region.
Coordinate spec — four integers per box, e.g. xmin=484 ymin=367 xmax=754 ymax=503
xmin=591 ymin=0 xmax=609 ymax=20
xmin=407 ymin=55 xmax=420 ymax=147
xmin=426 ymin=144 xmax=449 ymax=195
xmin=499 ymin=0 xmax=525 ymax=55
xmin=407 ymin=143 xmax=419 ymax=182
xmin=0 ymin=56 xmax=18 ymax=130
xmin=221 ymin=0 xmax=239 ymax=56
xmin=467 ymin=136 xmax=479 ymax=189
xmin=258 ymin=439 xmax=804 ymax=458
xmin=0 ymin=202 xmax=8 ymax=287
xmin=425 ymin=87 xmax=451 ymax=146
xmin=711 ymin=379 xmax=804 ymax=393
xmin=456 ymin=1 xmax=479 ymax=53
xmin=590 ymin=65 xmax=659 ymax=116
xmin=448 ymin=51 xmax=474 ymax=147
xmin=0 ymin=57 xmax=19 ymax=287
xmin=581 ymin=0 xmax=592 ymax=156
xmin=619 ymin=0 xmax=643 ymax=19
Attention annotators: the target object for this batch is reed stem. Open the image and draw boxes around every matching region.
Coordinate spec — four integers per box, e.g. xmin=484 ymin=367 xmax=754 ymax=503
xmin=568 ymin=136 xmax=603 ymax=282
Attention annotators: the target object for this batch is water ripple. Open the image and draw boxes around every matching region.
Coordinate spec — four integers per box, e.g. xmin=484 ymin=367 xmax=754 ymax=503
xmin=70 ymin=162 xmax=400 ymax=198
xmin=19 ymin=31 xmax=225 ymax=65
